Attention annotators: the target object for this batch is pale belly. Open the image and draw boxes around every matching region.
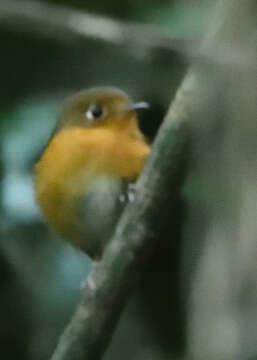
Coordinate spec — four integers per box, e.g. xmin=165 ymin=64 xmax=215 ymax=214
xmin=73 ymin=176 xmax=127 ymax=257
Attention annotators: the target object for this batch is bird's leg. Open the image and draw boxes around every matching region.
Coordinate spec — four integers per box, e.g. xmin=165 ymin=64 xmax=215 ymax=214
xmin=127 ymin=183 xmax=137 ymax=203
xmin=119 ymin=182 xmax=137 ymax=204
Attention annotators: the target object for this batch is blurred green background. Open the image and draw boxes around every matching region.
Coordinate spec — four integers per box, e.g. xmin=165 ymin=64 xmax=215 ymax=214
xmin=0 ymin=1 xmax=256 ymax=360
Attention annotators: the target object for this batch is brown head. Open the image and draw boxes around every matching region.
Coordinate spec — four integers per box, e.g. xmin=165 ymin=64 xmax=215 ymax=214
xmin=56 ymin=87 xmax=149 ymax=132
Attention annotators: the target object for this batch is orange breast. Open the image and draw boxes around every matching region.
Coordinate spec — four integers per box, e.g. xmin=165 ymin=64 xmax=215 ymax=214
xmin=35 ymin=124 xmax=150 ymax=240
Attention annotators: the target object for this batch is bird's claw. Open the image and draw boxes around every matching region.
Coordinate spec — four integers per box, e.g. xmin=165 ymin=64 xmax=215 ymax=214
xmin=119 ymin=183 xmax=137 ymax=204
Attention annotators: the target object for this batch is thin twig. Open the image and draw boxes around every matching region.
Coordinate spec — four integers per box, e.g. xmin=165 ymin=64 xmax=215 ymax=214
xmin=0 ymin=0 xmax=255 ymax=71
xmin=0 ymin=0 xmax=192 ymax=55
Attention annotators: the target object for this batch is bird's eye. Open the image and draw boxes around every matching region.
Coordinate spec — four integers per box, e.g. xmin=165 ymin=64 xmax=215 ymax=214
xmin=86 ymin=104 xmax=103 ymax=120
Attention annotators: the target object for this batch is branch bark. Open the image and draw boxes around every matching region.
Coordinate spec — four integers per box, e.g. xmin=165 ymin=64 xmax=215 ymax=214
xmin=49 ymin=1 xmax=256 ymax=360
xmin=49 ymin=24 xmax=204 ymax=360
xmin=50 ymin=75 xmax=190 ymax=360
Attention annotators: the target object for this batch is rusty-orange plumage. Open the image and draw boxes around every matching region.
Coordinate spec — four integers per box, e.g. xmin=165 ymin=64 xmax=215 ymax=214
xmin=35 ymin=87 xmax=150 ymax=258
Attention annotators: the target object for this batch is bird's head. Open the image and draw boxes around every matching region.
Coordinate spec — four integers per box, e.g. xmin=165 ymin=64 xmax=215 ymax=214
xmin=56 ymin=87 xmax=149 ymax=132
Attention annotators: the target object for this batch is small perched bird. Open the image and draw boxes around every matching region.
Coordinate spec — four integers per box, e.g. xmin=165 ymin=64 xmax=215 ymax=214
xmin=35 ymin=87 xmax=150 ymax=258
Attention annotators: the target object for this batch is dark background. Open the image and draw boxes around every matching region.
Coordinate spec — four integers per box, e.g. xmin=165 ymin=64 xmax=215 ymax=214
xmin=0 ymin=1 xmax=256 ymax=359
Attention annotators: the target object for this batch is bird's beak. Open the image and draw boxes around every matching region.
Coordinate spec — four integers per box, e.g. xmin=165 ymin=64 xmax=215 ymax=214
xmin=127 ymin=102 xmax=150 ymax=111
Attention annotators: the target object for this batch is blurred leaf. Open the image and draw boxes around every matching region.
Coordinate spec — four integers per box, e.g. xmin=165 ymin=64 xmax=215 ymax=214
xmin=137 ymin=1 xmax=214 ymax=37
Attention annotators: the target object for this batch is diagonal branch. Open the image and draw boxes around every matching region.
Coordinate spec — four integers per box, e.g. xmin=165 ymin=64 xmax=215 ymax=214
xmin=0 ymin=0 xmax=255 ymax=71
xmin=50 ymin=74 xmax=190 ymax=360
xmin=49 ymin=1 xmax=256 ymax=360
xmin=0 ymin=0 xmax=192 ymax=56
xmin=48 ymin=24 xmax=201 ymax=360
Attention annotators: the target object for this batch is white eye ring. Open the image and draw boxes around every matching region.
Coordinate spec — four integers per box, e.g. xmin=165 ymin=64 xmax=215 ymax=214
xmin=86 ymin=109 xmax=94 ymax=120
xmin=85 ymin=104 xmax=103 ymax=120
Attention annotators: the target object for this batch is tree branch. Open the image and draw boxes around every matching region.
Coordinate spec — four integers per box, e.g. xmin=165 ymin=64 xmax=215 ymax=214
xmin=0 ymin=0 xmax=190 ymax=56
xmin=50 ymin=76 xmax=190 ymax=360
xmin=48 ymin=1 xmax=256 ymax=359
xmin=0 ymin=0 xmax=255 ymax=71
xmin=48 ymin=22 xmax=206 ymax=360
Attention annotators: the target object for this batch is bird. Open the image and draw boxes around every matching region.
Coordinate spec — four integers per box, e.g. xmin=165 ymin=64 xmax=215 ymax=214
xmin=35 ymin=87 xmax=151 ymax=259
